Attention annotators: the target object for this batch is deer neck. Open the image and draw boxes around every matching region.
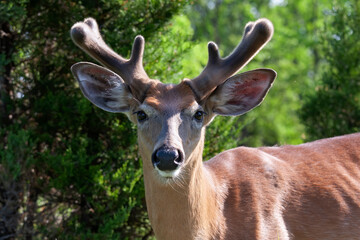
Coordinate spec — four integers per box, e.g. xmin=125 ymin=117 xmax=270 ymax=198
xmin=140 ymin=136 xmax=225 ymax=240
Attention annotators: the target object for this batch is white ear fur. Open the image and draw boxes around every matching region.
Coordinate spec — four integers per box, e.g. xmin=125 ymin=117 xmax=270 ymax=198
xmin=71 ymin=62 xmax=133 ymax=112
xmin=208 ymin=69 xmax=276 ymax=116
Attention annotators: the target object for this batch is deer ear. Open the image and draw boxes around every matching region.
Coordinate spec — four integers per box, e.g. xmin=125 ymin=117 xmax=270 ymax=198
xmin=207 ymin=69 xmax=276 ymax=116
xmin=71 ymin=62 xmax=133 ymax=112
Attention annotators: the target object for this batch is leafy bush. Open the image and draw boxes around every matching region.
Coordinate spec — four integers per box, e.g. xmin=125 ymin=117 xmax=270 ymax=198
xmin=300 ymin=0 xmax=360 ymax=140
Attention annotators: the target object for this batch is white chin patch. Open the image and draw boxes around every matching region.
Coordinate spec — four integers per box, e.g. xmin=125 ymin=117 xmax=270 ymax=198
xmin=156 ymin=167 xmax=181 ymax=179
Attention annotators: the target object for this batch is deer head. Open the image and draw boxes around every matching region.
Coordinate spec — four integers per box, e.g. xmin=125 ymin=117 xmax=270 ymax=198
xmin=70 ymin=17 xmax=276 ymax=181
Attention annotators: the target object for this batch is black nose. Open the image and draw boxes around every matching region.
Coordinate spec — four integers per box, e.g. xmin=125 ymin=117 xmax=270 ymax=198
xmin=152 ymin=146 xmax=183 ymax=171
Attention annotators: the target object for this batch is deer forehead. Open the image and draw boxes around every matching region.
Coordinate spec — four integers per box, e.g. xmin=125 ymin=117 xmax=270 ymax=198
xmin=143 ymin=81 xmax=197 ymax=113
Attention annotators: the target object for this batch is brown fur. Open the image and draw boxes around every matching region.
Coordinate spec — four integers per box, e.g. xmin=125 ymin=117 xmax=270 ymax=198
xmin=138 ymin=81 xmax=360 ymax=240
xmin=145 ymin=81 xmax=196 ymax=111
xmin=202 ymin=133 xmax=360 ymax=239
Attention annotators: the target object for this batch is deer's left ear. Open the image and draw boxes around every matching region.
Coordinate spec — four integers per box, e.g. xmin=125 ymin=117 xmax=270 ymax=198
xmin=206 ymin=69 xmax=276 ymax=116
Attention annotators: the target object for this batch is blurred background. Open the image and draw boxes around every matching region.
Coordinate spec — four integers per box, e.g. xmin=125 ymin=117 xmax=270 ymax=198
xmin=1 ymin=0 xmax=359 ymax=239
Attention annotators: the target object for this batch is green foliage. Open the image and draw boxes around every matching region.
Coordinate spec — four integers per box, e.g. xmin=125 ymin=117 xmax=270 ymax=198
xmin=145 ymin=15 xmax=194 ymax=82
xmin=0 ymin=127 xmax=35 ymax=181
xmin=300 ymin=0 xmax=360 ymax=140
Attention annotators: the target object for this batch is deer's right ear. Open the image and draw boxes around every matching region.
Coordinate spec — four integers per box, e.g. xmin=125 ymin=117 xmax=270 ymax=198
xmin=71 ymin=62 xmax=134 ymax=113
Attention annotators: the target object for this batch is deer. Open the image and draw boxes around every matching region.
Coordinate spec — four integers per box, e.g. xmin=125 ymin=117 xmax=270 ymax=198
xmin=70 ymin=17 xmax=360 ymax=240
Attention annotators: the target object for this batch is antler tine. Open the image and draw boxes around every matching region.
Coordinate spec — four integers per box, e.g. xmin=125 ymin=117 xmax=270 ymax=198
xmin=189 ymin=18 xmax=274 ymax=101
xmin=71 ymin=18 xmax=150 ymax=99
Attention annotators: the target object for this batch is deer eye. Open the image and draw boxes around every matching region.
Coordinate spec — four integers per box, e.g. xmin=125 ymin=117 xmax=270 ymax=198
xmin=193 ymin=111 xmax=205 ymax=122
xmin=136 ymin=111 xmax=148 ymax=122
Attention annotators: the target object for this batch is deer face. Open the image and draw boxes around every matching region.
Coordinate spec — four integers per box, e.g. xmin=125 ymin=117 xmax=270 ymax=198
xmin=136 ymin=105 xmax=193 ymax=178
xmin=132 ymin=82 xmax=207 ymax=179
